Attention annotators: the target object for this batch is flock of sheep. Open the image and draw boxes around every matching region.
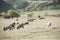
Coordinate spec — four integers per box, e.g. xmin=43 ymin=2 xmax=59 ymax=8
xmin=3 ymin=15 xmax=51 ymax=31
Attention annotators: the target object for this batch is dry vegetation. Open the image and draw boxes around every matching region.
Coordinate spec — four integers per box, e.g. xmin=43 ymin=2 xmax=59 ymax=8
xmin=0 ymin=10 xmax=60 ymax=40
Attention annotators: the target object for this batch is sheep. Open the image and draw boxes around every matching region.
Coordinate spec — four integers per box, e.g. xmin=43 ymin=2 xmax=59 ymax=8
xmin=3 ymin=25 xmax=14 ymax=31
xmin=24 ymin=22 xmax=29 ymax=25
xmin=38 ymin=15 xmax=41 ymax=19
xmin=17 ymin=23 xmax=25 ymax=30
xmin=10 ymin=22 xmax=15 ymax=28
xmin=17 ymin=22 xmax=19 ymax=24
xmin=3 ymin=22 xmax=15 ymax=31
xmin=47 ymin=22 xmax=51 ymax=27
xmin=27 ymin=19 xmax=36 ymax=22
xmin=15 ymin=18 xmax=19 ymax=24
xmin=38 ymin=15 xmax=45 ymax=19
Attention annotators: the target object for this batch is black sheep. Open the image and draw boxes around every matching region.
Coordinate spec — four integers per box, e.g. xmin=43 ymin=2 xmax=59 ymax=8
xmin=17 ymin=23 xmax=25 ymax=30
xmin=3 ymin=22 xmax=15 ymax=31
xmin=3 ymin=25 xmax=13 ymax=31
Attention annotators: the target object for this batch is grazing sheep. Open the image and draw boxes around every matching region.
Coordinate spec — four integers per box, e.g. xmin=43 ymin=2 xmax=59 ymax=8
xmin=38 ymin=15 xmax=45 ymax=19
xmin=10 ymin=22 xmax=15 ymax=28
xmin=3 ymin=22 xmax=15 ymax=31
xmin=17 ymin=22 xmax=19 ymax=24
xmin=47 ymin=22 xmax=51 ymax=27
xmin=15 ymin=18 xmax=19 ymax=24
xmin=3 ymin=25 xmax=13 ymax=31
xmin=24 ymin=22 xmax=29 ymax=25
xmin=17 ymin=23 xmax=25 ymax=30
xmin=38 ymin=15 xmax=41 ymax=19
xmin=28 ymin=19 xmax=36 ymax=22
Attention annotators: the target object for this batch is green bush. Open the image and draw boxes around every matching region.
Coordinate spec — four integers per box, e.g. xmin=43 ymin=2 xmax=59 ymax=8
xmin=7 ymin=10 xmax=20 ymax=18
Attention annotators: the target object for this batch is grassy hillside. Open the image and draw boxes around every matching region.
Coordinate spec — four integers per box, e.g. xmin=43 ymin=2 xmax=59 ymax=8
xmin=25 ymin=1 xmax=60 ymax=12
xmin=4 ymin=0 xmax=29 ymax=10
xmin=0 ymin=0 xmax=60 ymax=12
xmin=0 ymin=0 xmax=29 ymax=12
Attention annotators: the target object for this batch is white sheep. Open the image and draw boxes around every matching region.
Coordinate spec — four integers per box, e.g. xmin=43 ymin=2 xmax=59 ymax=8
xmin=47 ymin=21 xmax=51 ymax=27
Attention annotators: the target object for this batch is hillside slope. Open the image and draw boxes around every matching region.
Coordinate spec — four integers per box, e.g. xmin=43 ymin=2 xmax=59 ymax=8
xmin=0 ymin=0 xmax=29 ymax=12
xmin=0 ymin=0 xmax=14 ymax=12
xmin=0 ymin=0 xmax=60 ymax=12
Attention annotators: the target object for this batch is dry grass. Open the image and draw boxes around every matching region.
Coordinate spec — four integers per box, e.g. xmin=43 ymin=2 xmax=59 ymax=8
xmin=0 ymin=10 xmax=60 ymax=40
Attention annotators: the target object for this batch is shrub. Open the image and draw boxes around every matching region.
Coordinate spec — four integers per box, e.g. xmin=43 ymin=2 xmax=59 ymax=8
xmin=7 ymin=10 xmax=20 ymax=18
